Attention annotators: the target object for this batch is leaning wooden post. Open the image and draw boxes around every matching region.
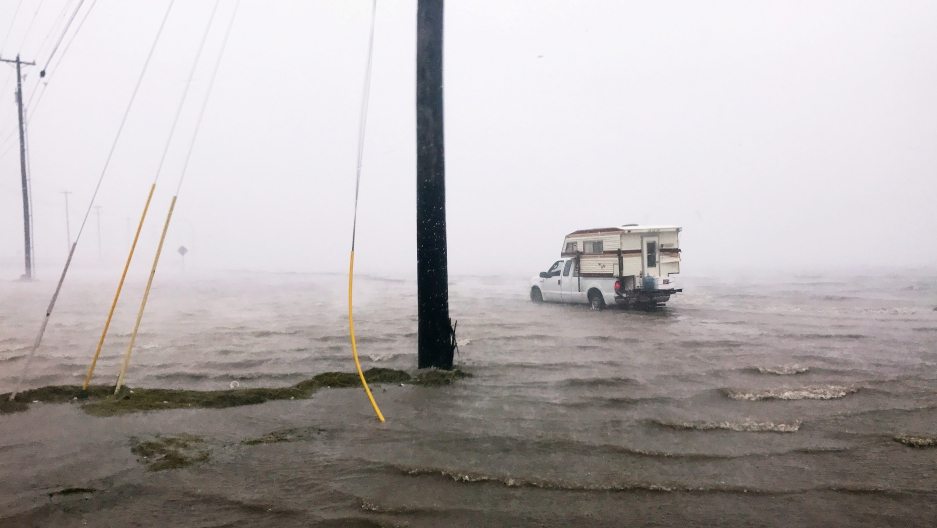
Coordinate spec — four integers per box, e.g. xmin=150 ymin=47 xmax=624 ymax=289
xmin=416 ymin=0 xmax=455 ymax=369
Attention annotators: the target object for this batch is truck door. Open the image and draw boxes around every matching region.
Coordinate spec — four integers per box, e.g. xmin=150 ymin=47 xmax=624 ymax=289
xmin=642 ymin=236 xmax=660 ymax=278
xmin=561 ymin=258 xmax=585 ymax=303
xmin=540 ymin=260 xmax=565 ymax=302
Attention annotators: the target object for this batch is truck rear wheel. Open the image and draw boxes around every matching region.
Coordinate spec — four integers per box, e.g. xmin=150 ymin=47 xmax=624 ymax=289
xmin=588 ymin=289 xmax=605 ymax=311
xmin=530 ymin=287 xmax=543 ymax=303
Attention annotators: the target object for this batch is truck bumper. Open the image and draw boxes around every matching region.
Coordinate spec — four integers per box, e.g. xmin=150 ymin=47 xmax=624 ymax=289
xmin=615 ymin=288 xmax=682 ymax=305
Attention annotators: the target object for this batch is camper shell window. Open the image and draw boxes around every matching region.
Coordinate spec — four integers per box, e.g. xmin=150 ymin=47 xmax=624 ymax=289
xmin=584 ymin=241 xmax=603 ymax=254
xmin=565 ymin=242 xmax=577 ymax=253
xmin=646 ymin=241 xmax=657 ymax=267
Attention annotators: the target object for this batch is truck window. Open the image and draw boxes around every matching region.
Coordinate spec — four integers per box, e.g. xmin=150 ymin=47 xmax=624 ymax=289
xmin=563 ymin=259 xmax=573 ymax=276
xmin=646 ymin=241 xmax=657 ymax=267
xmin=584 ymin=240 xmax=603 ymax=254
xmin=547 ymin=261 xmax=563 ymax=276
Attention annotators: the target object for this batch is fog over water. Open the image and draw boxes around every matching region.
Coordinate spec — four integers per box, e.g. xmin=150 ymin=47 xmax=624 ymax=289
xmin=3 ymin=272 xmax=937 ymax=526
xmin=2 ymin=2 xmax=937 ymax=527
xmin=0 ymin=0 xmax=935 ymax=278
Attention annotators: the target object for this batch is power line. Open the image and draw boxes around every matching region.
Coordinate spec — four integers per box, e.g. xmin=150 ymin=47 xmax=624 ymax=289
xmin=115 ymin=0 xmax=241 ymax=393
xmin=154 ymin=0 xmax=223 ymax=187
xmin=174 ymin=1 xmax=239 ymax=196
xmin=0 ymin=0 xmax=25 ymax=55
xmin=40 ymin=0 xmax=87 ymax=77
xmin=87 ymin=0 xmax=224 ymax=389
xmin=15 ymin=0 xmax=46 ymax=56
xmin=0 ymin=0 xmax=26 ymax=135
xmin=33 ymin=0 xmax=74 ymax=65
xmin=47 ymin=0 xmax=97 ymax=78
xmin=0 ymin=0 xmax=96 ymax=160
xmin=61 ymin=190 xmax=72 ymax=251
xmin=10 ymin=0 xmax=178 ymax=402
xmin=73 ymin=0 xmax=177 ymax=245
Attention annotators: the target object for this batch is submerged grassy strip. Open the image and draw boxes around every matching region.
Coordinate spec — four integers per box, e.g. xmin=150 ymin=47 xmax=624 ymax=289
xmin=130 ymin=434 xmax=210 ymax=471
xmin=894 ymin=434 xmax=937 ymax=448
xmin=0 ymin=368 xmax=469 ymax=416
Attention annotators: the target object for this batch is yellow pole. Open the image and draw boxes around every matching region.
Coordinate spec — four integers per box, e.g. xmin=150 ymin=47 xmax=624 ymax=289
xmin=114 ymin=195 xmax=176 ymax=394
xmin=348 ymin=250 xmax=385 ymax=422
xmin=83 ymin=183 xmax=156 ymax=390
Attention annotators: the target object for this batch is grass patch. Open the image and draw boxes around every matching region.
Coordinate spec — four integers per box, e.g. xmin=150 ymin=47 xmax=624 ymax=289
xmin=47 ymin=487 xmax=96 ymax=499
xmin=242 ymin=426 xmax=325 ymax=446
xmin=83 ymin=386 xmax=307 ymax=417
xmin=0 ymin=385 xmax=114 ymax=414
xmin=130 ymin=434 xmax=209 ymax=471
xmin=894 ymin=434 xmax=937 ymax=448
xmin=0 ymin=399 xmax=29 ymax=414
xmin=293 ymin=368 xmax=412 ymax=392
xmin=2 ymin=367 xmax=469 ymax=416
xmin=412 ymin=368 xmax=471 ymax=386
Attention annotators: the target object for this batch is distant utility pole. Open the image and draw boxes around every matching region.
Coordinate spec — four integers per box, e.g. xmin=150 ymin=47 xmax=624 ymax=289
xmin=94 ymin=205 xmax=103 ymax=260
xmin=62 ymin=191 xmax=73 ymax=251
xmin=0 ymin=55 xmax=37 ymax=280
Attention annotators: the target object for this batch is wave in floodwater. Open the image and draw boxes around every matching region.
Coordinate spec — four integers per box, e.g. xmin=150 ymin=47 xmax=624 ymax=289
xmin=559 ymin=376 xmax=639 ymax=387
xmin=746 ymin=365 xmax=810 ymax=376
xmin=393 ymin=464 xmax=919 ymax=496
xmin=650 ymin=418 xmax=802 ymax=433
xmin=566 ymin=395 xmax=676 ymax=408
xmin=0 ymin=354 xmax=27 ymax=363
xmin=787 ymin=333 xmax=868 ymax=340
xmin=723 ymin=386 xmax=858 ymax=401
xmin=396 ymin=465 xmax=767 ymax=494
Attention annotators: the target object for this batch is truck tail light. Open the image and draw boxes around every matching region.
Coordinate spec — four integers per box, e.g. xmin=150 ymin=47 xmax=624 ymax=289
xmin=614 ymin=280 xmax=621 ymax=292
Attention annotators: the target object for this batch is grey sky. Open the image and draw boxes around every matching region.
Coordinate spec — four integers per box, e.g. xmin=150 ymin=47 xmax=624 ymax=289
xmin=0 ymin=0 xmax=935 ymax=279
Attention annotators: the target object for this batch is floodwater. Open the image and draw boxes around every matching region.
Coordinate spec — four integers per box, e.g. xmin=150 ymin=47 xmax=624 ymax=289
xmin=1 ymin=270 xmax=937 ymax=527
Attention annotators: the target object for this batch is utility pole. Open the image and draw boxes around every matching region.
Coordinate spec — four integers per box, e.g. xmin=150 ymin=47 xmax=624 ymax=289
xmin=62 ymin=191 xmax=73 ymax=252
xmin=416 ymin=0 xmax=456 ymax=369
xmin=94 ymin=206 xmax=103 ymax=260
xmin=1 ymin=55 xmax=36 ymax=280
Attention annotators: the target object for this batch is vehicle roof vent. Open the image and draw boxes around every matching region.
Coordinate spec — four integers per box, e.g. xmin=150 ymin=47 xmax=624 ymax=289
xmin=622 ymin=223 xmax=638 ymax=227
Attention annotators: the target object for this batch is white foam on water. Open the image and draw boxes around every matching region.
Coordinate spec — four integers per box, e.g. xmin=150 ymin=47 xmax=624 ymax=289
xmin=726 ymin=386 xmax=856 ymax=401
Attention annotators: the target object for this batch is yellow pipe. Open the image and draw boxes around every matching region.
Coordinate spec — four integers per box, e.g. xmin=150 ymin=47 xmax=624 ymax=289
xmin=114 ymin=195 xmax=177 ymax=394
xmin=348 ymin=250 xmax=385 ymax=422
xmin=83 ymin=183 xmax=156 ymax=390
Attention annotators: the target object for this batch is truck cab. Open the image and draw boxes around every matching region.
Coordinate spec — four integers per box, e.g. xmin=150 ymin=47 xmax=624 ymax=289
xmin=531 ymin=257 xmax=589 ymax=304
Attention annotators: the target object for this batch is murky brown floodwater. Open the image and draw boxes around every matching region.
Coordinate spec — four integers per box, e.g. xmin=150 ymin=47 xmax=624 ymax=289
xmin=2 ymin=270 xmax=937 ymax=526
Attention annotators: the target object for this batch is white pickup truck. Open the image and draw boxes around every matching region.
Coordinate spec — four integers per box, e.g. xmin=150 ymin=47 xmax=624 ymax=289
xmin=529 ymin=225 xmax=683 ymax=310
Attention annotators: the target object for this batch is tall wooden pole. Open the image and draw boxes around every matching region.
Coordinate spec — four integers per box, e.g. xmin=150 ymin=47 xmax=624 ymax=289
xmin=416 ymin=0 xmax=455 ymax=369
xmin=1 ymin=55 xmax=36 ymax=279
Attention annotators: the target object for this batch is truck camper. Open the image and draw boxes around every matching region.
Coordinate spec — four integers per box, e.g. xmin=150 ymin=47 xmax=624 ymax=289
xmin=530 ymin=225 xmax=683 ymax=309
